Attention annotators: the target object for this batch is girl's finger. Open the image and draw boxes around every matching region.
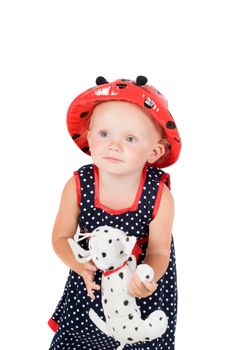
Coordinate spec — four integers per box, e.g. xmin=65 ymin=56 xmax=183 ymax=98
xmin=90 ymin=282 xmax=101 ymax=290
xmin=87 ymin=287 xmax=95 ymax=300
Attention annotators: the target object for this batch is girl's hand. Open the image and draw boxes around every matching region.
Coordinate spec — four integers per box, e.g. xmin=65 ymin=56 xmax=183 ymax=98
xmin=81 ymin=260 xmax=100 ymax=300
xmin=128 ymin=272 xmax=158 ymax=298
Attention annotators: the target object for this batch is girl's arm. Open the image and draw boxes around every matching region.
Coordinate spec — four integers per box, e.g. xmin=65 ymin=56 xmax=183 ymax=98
xmin=144 ymin=184 xmax=175 ymax=283
xmin=51 ymin=176 xmax=85 ymax=276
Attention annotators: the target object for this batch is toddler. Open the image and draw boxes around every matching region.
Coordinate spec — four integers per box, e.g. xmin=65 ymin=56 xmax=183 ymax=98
xmin=48 ymin=76 xmax=181 ymax=350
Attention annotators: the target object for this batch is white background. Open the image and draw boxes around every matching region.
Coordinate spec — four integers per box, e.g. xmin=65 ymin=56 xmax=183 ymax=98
xmin=0 ymin=1 xmax=231 ymax=349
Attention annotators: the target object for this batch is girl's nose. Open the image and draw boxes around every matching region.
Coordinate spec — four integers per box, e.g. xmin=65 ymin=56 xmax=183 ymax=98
xmin=108 ymin=141 xmax=121 ymax=151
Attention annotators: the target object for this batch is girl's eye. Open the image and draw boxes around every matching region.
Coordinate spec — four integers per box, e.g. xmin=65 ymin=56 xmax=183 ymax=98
xmin=126 ymin=136 xmax=136 ymax=143
xmin=99 ymin=131 xmax=108 ymax=137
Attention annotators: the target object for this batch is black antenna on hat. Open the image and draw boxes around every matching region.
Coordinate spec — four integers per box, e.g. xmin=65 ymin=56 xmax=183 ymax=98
xmin=96 ymin=76 xmax=109 ymax=85
xmin=135 ymin=76 xmax=148 ymax=86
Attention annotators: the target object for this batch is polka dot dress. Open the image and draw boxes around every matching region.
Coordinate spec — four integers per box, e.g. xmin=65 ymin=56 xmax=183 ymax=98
xmin=48 ymin=164 xmax=178 ymax=350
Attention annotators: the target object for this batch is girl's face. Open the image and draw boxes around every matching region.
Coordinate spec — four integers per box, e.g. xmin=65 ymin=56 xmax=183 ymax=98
xmin=87 ymin=101 xmax=164 ymax=175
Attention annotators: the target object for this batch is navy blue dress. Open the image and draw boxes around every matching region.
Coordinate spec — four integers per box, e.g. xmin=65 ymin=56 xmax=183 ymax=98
xmin=48 ymin=163 xmax=178 ymax=349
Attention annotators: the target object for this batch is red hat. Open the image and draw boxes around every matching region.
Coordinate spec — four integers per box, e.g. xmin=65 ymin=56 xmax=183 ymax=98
xmin=66 ymin=76 xmax=181 ymax=168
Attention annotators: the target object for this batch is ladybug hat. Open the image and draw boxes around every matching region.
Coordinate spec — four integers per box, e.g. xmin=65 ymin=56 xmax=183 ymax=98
xmin=67 ymin=76 xmax=181 ymax=168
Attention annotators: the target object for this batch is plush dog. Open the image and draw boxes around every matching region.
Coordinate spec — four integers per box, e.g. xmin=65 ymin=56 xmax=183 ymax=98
xmin=68 ymin=225 xmax=168 ymax=350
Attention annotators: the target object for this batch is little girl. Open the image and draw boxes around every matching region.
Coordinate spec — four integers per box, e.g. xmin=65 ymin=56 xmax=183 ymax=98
xmin=48 ymin=76 xmax=181 ymax=350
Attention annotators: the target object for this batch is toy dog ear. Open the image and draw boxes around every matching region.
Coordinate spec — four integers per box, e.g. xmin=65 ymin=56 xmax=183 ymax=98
xmin=68 ymin=238 xmax=92 ymax=263
xmin=123 ymin=236 xmax=137 ymax=256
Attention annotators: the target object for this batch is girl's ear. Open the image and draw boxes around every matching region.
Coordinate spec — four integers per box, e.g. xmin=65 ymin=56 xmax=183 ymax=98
xmin=87 ymin=130 xmax=91 ymax=147
xmin=147 ymin=143 xmax=165 ymax=164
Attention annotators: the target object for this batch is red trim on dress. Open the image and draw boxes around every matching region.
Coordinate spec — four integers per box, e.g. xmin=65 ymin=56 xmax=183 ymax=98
xmin=73 ymin=170 xmax=81 ymax=207
xmin=48 ymin=318 xmax=59 ymax=332
xmin=151 ymin=173 xmax=170 ymax=220
xmin=93 ymin=164 xmax=148 ymax=215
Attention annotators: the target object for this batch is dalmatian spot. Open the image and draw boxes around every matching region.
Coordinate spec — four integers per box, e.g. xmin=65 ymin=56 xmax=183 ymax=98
xmin=96 ymin=229 xmax=100 ymax=232
xmin=108 ymin=315 xmax=110 ymax=319
xmin=146 ymin=337 xmax=150 ymax=340
xmin=72 ymin=133 xmax=80 ymax=140
xmin=144 ymin=97 xmax=155 ymax=109
xmin=120 ymin=251 xmax=123 ymax=255
xmin=111 ymin=288 xmax=113 ymax=292
xmin=104 ymin=299 xmax=107 ymax=304
xmin=159 ymin=317 xmax=163 ymax=321
xmin=116 ymin=83 xmax=127 ymax=89
xmin=135 ymin=327 xmax=138 ymax=331
xmin=126 ymin=237 xmax=129 ymax=242
xmin=115 ymin=310 xmax=119 ymax=314
xmin=119 ymin=272 xmax=124 ymax=279
xmin=124 ymin=300 xmax=129 ymax=306
xmin=109 ymin=239 xmax=112 ymax=244
xmin=104 ymin=229 xmax=108 ymax=233
xmin=78 ymin=253 xmax=84 ymax=258
xmin=128 ymin=257 xmax=133 ymax=261
xmin=113 ymin=327 xmax=115 ymax=331
xmin=102 ymin=252 xmax=106 ymax=258
xmin=128 ymin=338 xmax=133 ymax=341
xmin=149 ymin=323 xmax=152 ymax=327
xmin=117 ymin=238 xmax=120 ymax=241
xmin=108 ymin=266 xmax=114 ymax=270
xmin=128 ymin=314 xmax=134 ymax=320
xmin=80 ymin=111 xmax=89 ymax=118
xmin=166 ymin=121 xmax=176 ymax=129
xmin=82 ymin=146 xmax=89 ymax=153
xmin=146 ymin=275 xmax=150 ymax=279
xmin=123 ymin=325 xmax=126 ymax=329
xmin=96 ymin=257 xmax=99 ymax=260
xmin=107 ymin=276 xmax=110 ymax=280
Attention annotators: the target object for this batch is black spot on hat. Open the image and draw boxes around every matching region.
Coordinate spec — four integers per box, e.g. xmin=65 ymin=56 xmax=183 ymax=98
xmin=146 ymin=275 xmax=150 ymax=279
xmin=96 ymin=76 xmax=109 ymax=85
xmin=115 ymin=310 xmax=118 ymax=314
xmin=113 ymin=327 xmax=115 ymax=331
xmin=135 ymin=75 xmax=148 ymax=86
xmin=128 ymin=257 xmax=133 ymax=261
xmin=104 ymin=229 xmax=108 ymax=233
xmin=72 ymin=133 xmax=80 ymax=140
xmin=126 ymin=237 xmax=129 ymax=242
xmin=78 ymin=253 xmax=83 ymax=258
xmin=108 ymin=266 xmax=114 ymax=270
xmin=128 ymin=314 xmax=133 ymax=320
xmin=128 ymin=338 xmax=133 ymax=341
xmin=159 ymin=317 xmax=163 ymax=321
xmin=116 ymin=83 xmax=127 ymax=89
xmin=109 ymin=239 xmax=112 ymax=244
xmin=166 ymin=121 xmax=176 ymax=129
xmin=119 ymin=272 xmax=124 ymax=279
xmin=146 ymin=337 xmax=150 ymax=340
xmin=82 ymin=146 xmax=89 ymax=153
xmin=80 ymin=112 xmax=89 ymax=118
xmin=120 ymin=251 xmax=123 ymax=255
xmin=108 ymin=315 xmax=110 ymax=319
xmin=124 ymin=300 xmax=129 ymax=306
xmin=149 ymin=323 xmax=152 ymax=327
xmin=102 ymin=252 xmax=106 ymax=258
xmin=135 ymin=327 xmax=138 ymax=331
xmin=104 ymin=299 xmax=107 ymax=304
xmin=116 ymin=238 xmax=120 ymax=241
xmin=111 ymin=288 xmax=113 ymax=292
xmin=123 ymin=325 xmax=126 ymax=329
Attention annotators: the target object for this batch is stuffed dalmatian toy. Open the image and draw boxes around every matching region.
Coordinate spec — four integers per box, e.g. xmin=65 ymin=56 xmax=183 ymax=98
xmin=68 ymin=225 xmax=168 ymax=350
